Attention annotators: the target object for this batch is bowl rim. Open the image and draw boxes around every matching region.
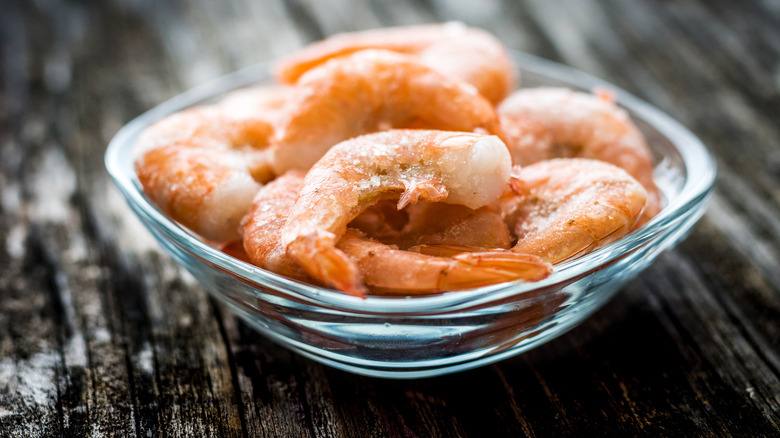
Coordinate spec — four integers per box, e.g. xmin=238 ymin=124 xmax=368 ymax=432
xmin=105 ymin=51 xmax=716 ymax=315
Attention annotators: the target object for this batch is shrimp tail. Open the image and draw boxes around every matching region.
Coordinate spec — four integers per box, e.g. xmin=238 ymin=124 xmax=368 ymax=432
xmin=411 ymin=244 xmax=553 ymax=287
xmin=287 ymin=233 xmax=367 ymax=297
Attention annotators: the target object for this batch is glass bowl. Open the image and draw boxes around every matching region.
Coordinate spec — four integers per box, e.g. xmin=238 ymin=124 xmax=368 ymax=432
xmin=105 ymin=52 xmax=716 ymax=379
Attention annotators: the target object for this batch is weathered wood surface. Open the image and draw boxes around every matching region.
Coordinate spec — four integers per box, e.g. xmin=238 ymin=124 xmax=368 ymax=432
xmin=1 ymin=0 xmax=779 ymax=436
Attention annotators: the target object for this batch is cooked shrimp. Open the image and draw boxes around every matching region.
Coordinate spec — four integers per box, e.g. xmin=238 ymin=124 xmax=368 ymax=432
xmin=135 ymin=87 xmax=284 ymax=242
xmin=500 ymin=159 xmax=647 ymax=264
xmin=281 ymin=129 xmax=513 ymax=295
xmin=275 ymin=22 xmax=515 ymax=104
xmin=339 ymin=231 xmax=551 ymax=295
xmin=240 ymin=171 xmax=316 ymax=284
xmin=241 ymin=171 xmax=550 ymax=294
xmin=269 ymin=50 xmax=502 ymax=174
xmin=498 ymin=87 xmax=661 ymax=222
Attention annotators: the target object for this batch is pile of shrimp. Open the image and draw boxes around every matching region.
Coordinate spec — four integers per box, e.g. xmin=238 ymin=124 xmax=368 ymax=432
xmin=135 ymin=22 xmax=660 ymax=297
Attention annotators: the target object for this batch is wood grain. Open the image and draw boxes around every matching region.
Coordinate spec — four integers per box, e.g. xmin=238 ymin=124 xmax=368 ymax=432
xmin=1 ymin=0 xmax=779 ymax=436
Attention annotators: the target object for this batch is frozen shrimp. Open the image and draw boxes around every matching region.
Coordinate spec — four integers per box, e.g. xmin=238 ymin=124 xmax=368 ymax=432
xmin=270 ymin=50 xmax=502 ymax=174
xmin=498 ymin=87 xmax=661 ymax=221
xmin=281 ymin=129 xmax=514 ymax=295
xmin=240 ymin=171 xmax=316 ymax=284
xmin=135 ymin=87 xmax=286 ymax=242
xmin=501 ymin=159 xmax=647 ymax=264
xmin=339 ymin=231 xmax=551 ymax=295
xmin=275 ymin=22 xmax=515 ymax=104
xmin=241 ymin=171 xmax=550 ymax=294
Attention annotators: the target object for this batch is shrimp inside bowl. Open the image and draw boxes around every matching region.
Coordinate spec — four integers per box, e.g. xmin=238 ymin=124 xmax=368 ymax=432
xmin=108 ymin=30 xmax=715 ymax=376
xmin=128 ymin=24 xmax=686 ymax=299
xmin=278 ymin=129 xmax=529 ymax=295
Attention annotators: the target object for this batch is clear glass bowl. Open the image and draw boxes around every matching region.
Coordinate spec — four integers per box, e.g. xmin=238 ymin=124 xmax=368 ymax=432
xmin=105 ymin=52 xmax=716 ymax=378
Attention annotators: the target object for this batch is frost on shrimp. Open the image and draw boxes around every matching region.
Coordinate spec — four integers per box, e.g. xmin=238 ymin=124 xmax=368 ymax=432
xmin=498 ymin=87 xmax=661 ymax=223
xmin=269 ymin=50 xmax=502 ymax=174
xmin=135 ymin=87 xmax=286 ymax=242
xmin=274 ymin=22 xmax=515 ymax=104
xmin=240 ymin=171 xmax=315 ymax=284
xmin=500 ymin=159 xmax=647 ymax=264
xmin=281 ymin=129 xmax=515 ymax=295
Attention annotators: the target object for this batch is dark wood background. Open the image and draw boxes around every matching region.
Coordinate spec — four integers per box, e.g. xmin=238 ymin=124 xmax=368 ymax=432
xmin=2 ymin=0 xmax=779 ymax=436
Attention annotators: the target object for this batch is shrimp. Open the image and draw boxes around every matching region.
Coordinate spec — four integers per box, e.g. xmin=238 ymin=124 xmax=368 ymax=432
xmin=500 ymin=159 xmax=647 ymax=264
xmin=135 ymin=86 xmax=286 ymax=242
xmin=241 ymin=170 xmax=550 ymax=295
xmin=269 ymin=50 xmax=502 ymax=174
xmin=281 ymin=129 xmax=514 ymax=295
xmin=275 ymin=22 xmax=515 ymax=104
xmin=498 ymin=87 xmax=661 ymax=222
xmin=338 ymin=231 xmax=551 ymax=295
xmin=240 ymin=171 xmax=316 ymax=284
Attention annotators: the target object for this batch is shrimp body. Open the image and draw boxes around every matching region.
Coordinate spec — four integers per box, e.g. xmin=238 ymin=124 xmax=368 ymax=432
xmin=270 ymin=50 xmax=501 ymax=174
xmin=282 ymin=129 xmax=513 ymax=295
xmin=501 ymin=159 xmax=647 ymax=264
xmin=275 ymin=22 xmax=515 ymax=104
xmin=498 ymin=87 xmax=661 ymax=221
xmin=136 ymin=103 xmax=278 ymax=242
xmin=241 ymin=170 xmax=550 ymax=295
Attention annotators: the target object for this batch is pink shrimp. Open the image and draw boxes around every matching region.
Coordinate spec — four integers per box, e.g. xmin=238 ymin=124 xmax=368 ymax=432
xmin=500 ymin=159 xmax=648 ymax=264
xmin=281 ymin=129 xmax=514 ymax=295
xmin=269 ymin=50 xmax=502 ymax=174
xmin=240 ymin=171 xmax=316 ymax=284
xmin=498 ymin=87 xmax=661 ymax=223
xmin=338 ymin=231 xmax=551 ymax=295
xmin=241 ymin=170 xmax=550 ymax=295
xmin=135 ymin=86 xmax=287 ymax=242
xmin=275 ymin=22 xmax=515 ymax=104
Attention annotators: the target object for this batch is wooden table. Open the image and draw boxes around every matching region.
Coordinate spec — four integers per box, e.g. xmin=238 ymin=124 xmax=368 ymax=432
xmin=2 ymin=0 xmax=779 ymax=436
